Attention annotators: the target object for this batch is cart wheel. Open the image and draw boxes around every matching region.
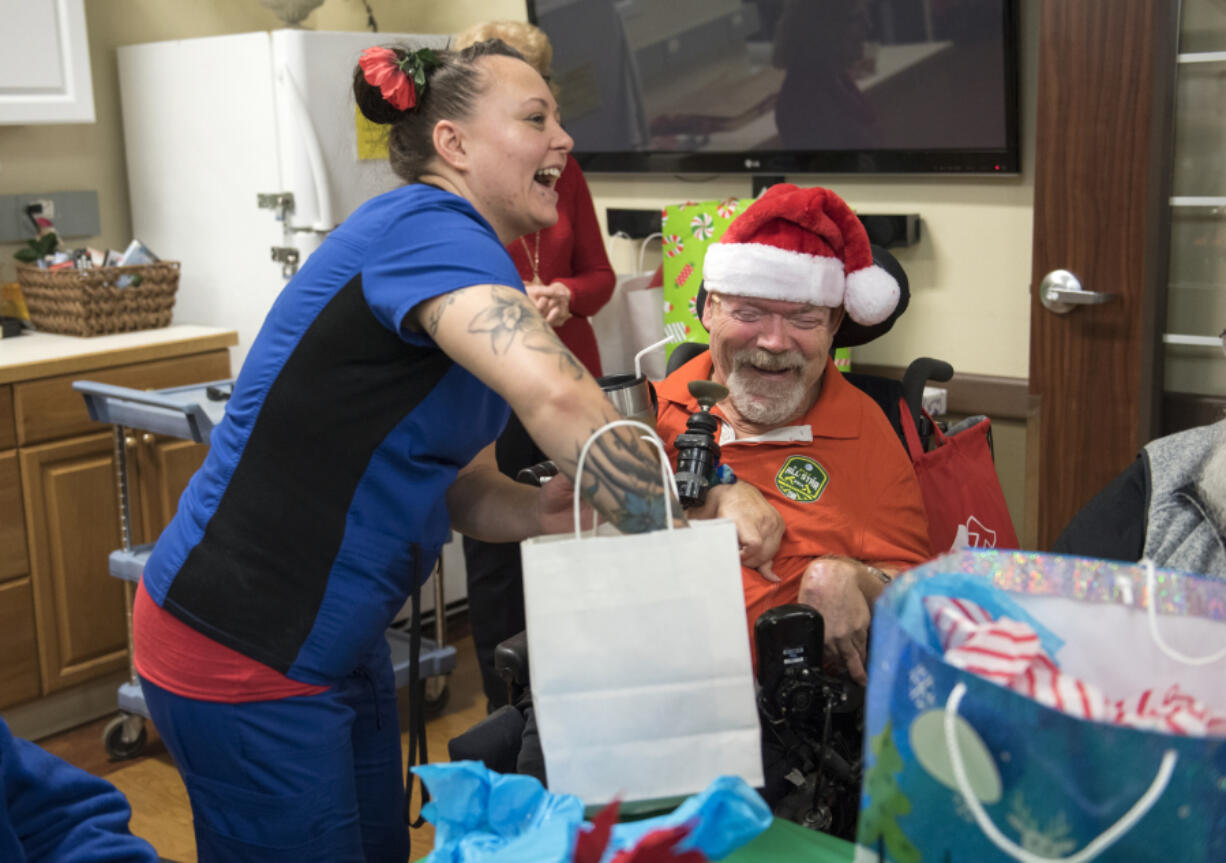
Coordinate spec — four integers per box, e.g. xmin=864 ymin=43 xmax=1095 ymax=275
xmin=423 ymin=675 xmax=450 ymax=717
xmin=103 ymin=714 xmax=147 ymax=760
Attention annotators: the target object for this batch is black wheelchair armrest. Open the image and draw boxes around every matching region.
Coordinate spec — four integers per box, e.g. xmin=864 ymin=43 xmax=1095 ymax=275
xmin=901 ymin=356 xmax=953 ymax=432
xmin=494 ymin=630 xmax=530 ymax=690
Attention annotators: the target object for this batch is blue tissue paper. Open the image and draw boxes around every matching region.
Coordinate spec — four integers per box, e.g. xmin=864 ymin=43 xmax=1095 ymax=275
xmin=413 ymin=762 xmax=771 ymax=863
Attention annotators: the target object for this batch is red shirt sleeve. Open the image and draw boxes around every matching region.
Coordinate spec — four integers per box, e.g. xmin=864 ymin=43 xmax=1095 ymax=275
xmin=553 ymin=156 xmax=615 ymax=318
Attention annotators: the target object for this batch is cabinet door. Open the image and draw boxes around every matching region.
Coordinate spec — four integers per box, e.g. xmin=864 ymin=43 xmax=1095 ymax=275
xmin=0 ymin=579 xmax=41 ymax=709
xmin=0 ymin=0 xmax=95 ymax=124
xmin=19 ymin=432 xmax=131 ymax=694
xmin=133 ymin=435 xmax=209 ymax=543
xmin=0 ymin=384 xmax=14 ymax=450
xmin=0 ymin=450 xmax=28 ymax=582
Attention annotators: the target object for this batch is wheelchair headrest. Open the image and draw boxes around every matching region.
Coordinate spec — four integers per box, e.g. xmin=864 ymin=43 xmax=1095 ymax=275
xmin=693 ymin=244 xmax=910 ymax=349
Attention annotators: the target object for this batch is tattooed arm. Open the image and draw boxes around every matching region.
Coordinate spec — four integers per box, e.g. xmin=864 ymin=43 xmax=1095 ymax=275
xmin=418 ymin=284 xmax=683 ymax=533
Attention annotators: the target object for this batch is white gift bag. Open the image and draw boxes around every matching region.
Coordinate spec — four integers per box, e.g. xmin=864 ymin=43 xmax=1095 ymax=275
xmin=592 ymin=234 xmax=667 ymax=380
xmin=520 ymin=421 xmax=763 ymax=805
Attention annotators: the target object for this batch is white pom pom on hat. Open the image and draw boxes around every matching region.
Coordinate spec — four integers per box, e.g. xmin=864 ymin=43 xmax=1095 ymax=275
xmin=702 ymin=184 xmax=900 ymax=326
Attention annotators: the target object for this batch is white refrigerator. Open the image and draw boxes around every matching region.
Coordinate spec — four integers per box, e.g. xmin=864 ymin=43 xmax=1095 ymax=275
xmin=117 ymin=28 xmax=470 ymax=620
xmin=117 ymin=28 xmax=449 ymax=370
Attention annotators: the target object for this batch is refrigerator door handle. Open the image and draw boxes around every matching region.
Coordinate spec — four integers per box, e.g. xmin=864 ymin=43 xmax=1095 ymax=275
xmin=277 ymin=63 xmax=334 ymax=232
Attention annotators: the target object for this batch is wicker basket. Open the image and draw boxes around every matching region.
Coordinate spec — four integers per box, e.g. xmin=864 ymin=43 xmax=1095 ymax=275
xmin=16 ymin=261 xmax=179 ymax=337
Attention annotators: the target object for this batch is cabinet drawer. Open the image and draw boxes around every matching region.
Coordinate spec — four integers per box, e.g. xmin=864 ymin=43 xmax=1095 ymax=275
xmin=0 ymin=450 xmax=27 ymax=582
xmin=0 ymin=384 xmax=13 ymax=450
xmin=0 ymin=578 xmax=41 ymax=709
xmin=13 ymin=350 xmax=231 ymax=446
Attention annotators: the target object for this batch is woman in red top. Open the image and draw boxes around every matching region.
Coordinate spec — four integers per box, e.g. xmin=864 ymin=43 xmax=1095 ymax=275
xmin=454 ymin=21 xmax=616 ymax=708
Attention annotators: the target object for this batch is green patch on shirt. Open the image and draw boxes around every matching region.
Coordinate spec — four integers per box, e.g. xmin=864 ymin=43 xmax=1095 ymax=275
xmin=775 ymin=455 xmax=829 ymax=503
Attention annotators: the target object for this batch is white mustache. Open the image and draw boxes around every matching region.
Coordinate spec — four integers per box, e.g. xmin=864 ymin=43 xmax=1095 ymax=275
xmin=732 ymin=349 xmax=804 ymax=372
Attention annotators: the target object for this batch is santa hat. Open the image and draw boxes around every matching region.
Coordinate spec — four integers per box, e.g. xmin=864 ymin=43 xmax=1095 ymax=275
xmin=703 ymin=184 xmax=900 ymax=325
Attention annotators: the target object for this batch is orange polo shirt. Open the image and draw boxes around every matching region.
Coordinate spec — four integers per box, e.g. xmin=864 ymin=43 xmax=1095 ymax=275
xmin=655 ymin=353 xmax=931 ymax=640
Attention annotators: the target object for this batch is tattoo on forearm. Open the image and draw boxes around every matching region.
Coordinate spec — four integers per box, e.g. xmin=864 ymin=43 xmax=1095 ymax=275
xmin=563 ymin=424 xmax=678 ymax=532
xmin=424 ymin=292 xmax=459 ymax=338
xmin=467 ymin=286 xmax=585 ymax=380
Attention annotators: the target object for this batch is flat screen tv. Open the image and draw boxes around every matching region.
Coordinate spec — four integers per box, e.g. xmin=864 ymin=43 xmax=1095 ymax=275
xmin=527 ymin=0 xmax=1020 ymax=175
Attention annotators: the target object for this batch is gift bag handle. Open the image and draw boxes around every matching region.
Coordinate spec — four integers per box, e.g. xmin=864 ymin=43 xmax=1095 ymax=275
xmin=638 ymin=232 xmax=662 ymax=273
xmin=573 ymin=419 xmax=679 ymax=539
xmin=899 ymin=399 xmax=947 ymax=461
xmin=944 ymin=682 xmax=1176 ymax=863
xmin=1143 ymin=558 xmax=1226 ymax=665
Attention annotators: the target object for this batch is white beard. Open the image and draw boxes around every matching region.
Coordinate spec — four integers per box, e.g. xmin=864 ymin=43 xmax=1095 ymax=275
xmin=1199 ymin=426 xmax=1226 ymax=532
xmin=725 ymin=348 xmax=811 ymax=427
xmin=727 ymin=376 xmax=809 ymax=426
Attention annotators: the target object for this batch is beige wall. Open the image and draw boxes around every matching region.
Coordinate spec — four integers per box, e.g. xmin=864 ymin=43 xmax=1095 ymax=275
xmin=1 ymin=0 xmax=1035 ymax=537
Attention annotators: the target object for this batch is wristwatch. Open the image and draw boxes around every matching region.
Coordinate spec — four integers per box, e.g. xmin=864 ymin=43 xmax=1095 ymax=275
xmin=864 ymin=564 xmax=892 ymax=585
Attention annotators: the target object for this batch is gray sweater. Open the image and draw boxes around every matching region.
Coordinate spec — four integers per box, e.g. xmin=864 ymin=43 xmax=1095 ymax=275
xmin=1143 ymin=419 xmax=1226 ymax=575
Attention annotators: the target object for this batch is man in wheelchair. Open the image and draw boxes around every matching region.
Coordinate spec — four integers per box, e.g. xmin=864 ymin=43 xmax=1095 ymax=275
xmin=652 ymin=184 xmax=931 ymax=834
xmin=657 ymin=183 xmax=931 ymax=688
xmin=451 ymin=185 xmax=931 ymax=839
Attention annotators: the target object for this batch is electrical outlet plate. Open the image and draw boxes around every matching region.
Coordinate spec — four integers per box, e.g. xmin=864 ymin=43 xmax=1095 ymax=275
xmin=606 ymin=208 xmax=662 ymax=239
xmin=922 ymin=386 xmax=948 ymax=417
xmin=0 ymin=190 xmax=100 ymax=243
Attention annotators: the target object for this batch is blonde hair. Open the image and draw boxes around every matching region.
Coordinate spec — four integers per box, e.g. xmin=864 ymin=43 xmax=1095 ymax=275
xmin=453 ymin=20 xmax=553 ymax=79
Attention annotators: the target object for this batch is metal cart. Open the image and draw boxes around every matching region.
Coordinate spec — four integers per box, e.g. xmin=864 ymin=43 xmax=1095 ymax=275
xmin=73 ymin=379 xmax=456 ymax=759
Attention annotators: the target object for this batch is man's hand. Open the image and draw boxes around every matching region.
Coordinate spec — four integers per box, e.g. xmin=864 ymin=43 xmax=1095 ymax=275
xmin=690 ymin=482 xmax=784 ymax=581
xmin=797 ymin=557 xmax=873 ymax=686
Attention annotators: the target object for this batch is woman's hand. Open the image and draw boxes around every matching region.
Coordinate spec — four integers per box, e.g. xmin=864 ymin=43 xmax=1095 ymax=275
xmin=526 ymin=281 xmax=572 ymax=327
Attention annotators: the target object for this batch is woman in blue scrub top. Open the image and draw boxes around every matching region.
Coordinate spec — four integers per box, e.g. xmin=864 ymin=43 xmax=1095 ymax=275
xmin=132 ymin=39 xmax=682 ymax=862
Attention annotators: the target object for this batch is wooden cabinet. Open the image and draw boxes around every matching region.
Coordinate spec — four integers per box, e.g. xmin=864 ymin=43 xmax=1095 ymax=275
xmin=0 ymin=328 xmax=233 ymax=712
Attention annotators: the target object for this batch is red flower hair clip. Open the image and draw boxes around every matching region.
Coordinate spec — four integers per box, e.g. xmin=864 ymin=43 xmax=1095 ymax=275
xmin=359 ymin=45 xmax=439 ymax=112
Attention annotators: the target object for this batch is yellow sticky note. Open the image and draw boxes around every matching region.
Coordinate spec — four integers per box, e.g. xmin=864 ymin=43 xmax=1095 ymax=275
xmin=355 ymin=105 xmax=390 ymax=161
xmin=1 ymin=282 xmax=30 ymax=320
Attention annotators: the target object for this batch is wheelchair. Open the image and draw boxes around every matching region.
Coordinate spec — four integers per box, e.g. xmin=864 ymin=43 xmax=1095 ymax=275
xmin=446 ymin=244 xmax=976 ymax=840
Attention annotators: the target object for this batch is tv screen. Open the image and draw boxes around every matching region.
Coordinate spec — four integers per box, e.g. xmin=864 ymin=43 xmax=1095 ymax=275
xmin=527 ymin=0 xmax=1019 ymax=175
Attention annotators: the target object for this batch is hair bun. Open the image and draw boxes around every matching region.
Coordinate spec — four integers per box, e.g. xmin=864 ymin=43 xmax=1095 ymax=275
xmin=355 ymin=77 xmax=408 ymax=125
xmin=355 ymin=44 xmax=442 ymax=123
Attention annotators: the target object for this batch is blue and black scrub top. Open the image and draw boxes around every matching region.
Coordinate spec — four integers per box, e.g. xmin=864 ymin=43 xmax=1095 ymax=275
xmin=142 ymin=184 xmax=520 ymax=684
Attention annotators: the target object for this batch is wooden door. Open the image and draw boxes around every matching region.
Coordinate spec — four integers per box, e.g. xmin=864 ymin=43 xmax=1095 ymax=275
xmin=19 ymin=433 xmax=133 ymax=693
xmin=1027 ymin=0 xmax=1179 ymax=549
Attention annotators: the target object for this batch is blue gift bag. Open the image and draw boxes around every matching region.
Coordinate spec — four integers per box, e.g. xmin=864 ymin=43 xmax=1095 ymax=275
xmin=854 ymin=550 xmax=1226 ymax=862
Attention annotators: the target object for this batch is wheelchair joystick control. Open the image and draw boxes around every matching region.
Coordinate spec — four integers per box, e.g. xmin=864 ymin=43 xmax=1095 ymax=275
xmin=674 ymin=380 xmax=728 ymax=508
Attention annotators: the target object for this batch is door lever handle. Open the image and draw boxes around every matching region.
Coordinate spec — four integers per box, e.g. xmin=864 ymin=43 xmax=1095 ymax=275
xmin=1040 ymin=269 xmax=1115 ymax=314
